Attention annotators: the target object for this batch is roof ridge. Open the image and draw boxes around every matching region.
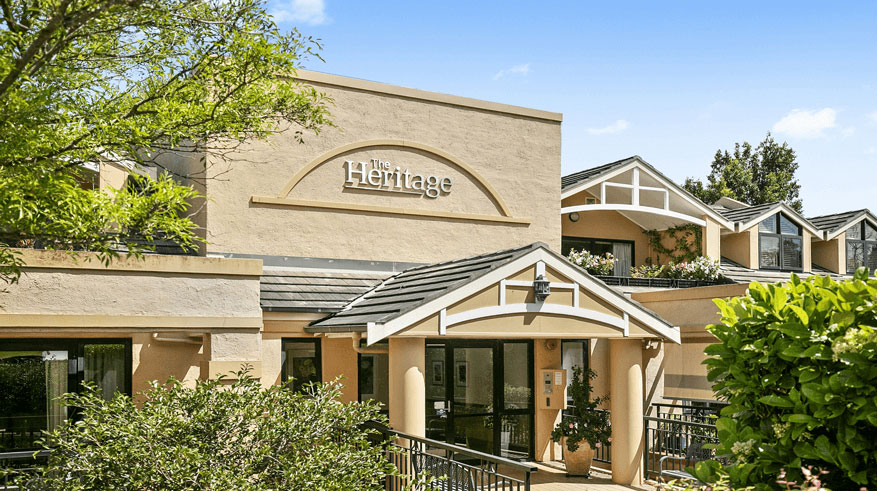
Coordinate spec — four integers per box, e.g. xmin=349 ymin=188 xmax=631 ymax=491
xmin=808 ymin=208 xmax=869 ymax=220
xmin=561 ymin=156 xmax=638 ymax=181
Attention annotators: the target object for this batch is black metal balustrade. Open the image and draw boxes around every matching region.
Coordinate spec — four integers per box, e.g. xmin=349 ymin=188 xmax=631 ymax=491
xmin=644 ymin=415 xmax=724 ymax=481
xmin=0 ymin=450 xmax=50 ymax=490
xmin=368 ymin=423 xmax=536 ymax=491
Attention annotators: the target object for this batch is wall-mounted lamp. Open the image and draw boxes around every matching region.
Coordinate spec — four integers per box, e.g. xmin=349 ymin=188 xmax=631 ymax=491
xmin=568 ymin=212 xmax=580 ymax=222
xmin=534 ymin=274 xmax=551 ymax=302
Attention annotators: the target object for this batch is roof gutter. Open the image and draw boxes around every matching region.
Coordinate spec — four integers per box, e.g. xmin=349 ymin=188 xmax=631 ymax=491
xmin=352 ymin=332 xmax=388 ymax=354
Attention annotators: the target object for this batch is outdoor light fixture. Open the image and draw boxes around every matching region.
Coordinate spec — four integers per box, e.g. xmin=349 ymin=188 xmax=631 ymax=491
xmin=568 ymin=212 xmax=580 ymax=222
xmin=534 ymin=274 xmax=551 ymax=302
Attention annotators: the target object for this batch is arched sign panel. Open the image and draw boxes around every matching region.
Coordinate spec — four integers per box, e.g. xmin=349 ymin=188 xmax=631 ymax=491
xmin=250 ymin=139 xmax=530 ymax=225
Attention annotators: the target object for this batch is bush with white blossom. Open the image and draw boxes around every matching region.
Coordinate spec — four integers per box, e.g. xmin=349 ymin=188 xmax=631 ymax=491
xmin=567 ymin=249 xmax=615 ymax=276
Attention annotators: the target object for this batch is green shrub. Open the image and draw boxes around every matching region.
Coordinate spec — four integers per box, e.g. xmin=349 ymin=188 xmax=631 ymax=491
xmin=703 ymin=270 xmax=877 ymax=489
xmin=7 ymin=371 xmax=415 ymax=490
xmin=550 ymin=366 xmax=610 ymax=452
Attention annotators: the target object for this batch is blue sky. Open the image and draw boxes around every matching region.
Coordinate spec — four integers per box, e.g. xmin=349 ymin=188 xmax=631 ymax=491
xmin=269 ymin=1 xmax=877 ymax=217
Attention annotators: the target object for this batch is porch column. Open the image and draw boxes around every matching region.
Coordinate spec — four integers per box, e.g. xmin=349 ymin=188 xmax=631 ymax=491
xmin=609 ymin=339 xmax=644 ymax=485
xmin=389 ymin=337 xmax=426 ymax=436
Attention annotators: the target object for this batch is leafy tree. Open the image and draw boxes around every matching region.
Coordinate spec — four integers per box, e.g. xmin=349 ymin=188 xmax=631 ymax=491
xmin=684 ymin=133 xmax=803 ymax=213
xmin=6 ymin=372 xmax=420 ymax=490
xmin=699 ymin=271 xmax=877 ymax=489
xmin=0 ymin=0 xmax=331 ymax=284
xmin=550 ymin=366 xmax=610 ymax=452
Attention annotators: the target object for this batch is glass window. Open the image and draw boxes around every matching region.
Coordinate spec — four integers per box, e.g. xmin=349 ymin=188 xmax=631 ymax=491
xmin=848 ymin=241 xmax=865 ymax=272
xmin=358 ymin=341 xmax=389 ymax=411
xmin=759 ymin=216 xmax=777 ymax=233
xmin=846 ymin=221 xmax=877 ymax=274
xmin=866 ymin=223 xmax=877 ymax=241
xmin=282 ymin=339 xmax=321 ymax=393
xmin=759 ymin=236 xmax=781 ymax=268
xmin=561 ymin=237 xmax=635 ymax=277
xmin=779 ymin=215 xmax=800 ymax=235
xmin=782 ymin=237 xmax=803 ymax=270
xmin=561 ymin=340 xmax=588 ymax=401
xmin=759 ymin=213 xmax=802 ymax=271
xmin=0 ymin=340 xmax=130 ymax=451
xmin=503 ymin=343 xmax=531 ymax=410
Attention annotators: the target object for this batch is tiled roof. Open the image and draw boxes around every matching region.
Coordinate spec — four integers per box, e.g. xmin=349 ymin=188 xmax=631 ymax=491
xmin=308 ymin=243 xmax=543 ymax=330
xmin=808 ymin=209 xmax=870 ymax=234
xmin=260 ymin=269 xmax=390 ymax=312
xmin=561 ymin=156 xmax=638 ymax=191
xmin=719 ymin=257 xmax=846 ymax=284
xmin=715 ymin=202 xmax=781 ymax=223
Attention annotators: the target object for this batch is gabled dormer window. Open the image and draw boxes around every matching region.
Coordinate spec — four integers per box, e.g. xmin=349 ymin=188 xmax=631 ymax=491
xmin=758 ymin=213 xmax=802 ymax=271
xmin=846 ymin=221 xmax=877 ymax=273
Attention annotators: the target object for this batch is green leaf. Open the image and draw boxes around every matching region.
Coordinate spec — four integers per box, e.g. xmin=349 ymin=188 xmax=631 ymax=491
xmin=758 ymin=395 xmax=794 ymax=408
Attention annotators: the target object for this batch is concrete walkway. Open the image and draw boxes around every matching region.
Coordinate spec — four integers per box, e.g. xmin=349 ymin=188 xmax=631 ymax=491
xmin=515 ymin=462 xmax=657 ymax=491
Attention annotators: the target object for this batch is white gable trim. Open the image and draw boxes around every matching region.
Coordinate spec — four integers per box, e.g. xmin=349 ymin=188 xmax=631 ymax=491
xmin=561 ymin=204 xmax=707 ymax=227
xmin=738 ymin=203 xmax=822 ymax=237
xmin=561 ymin=158 xmax=734 ymax=230
xmin=439 ymin=303 xmax=627 ymax=334
xmin=366 ymin=247 xmax=680 ymax=344
xmin=823 ymin=212 xmax=877 ymax=241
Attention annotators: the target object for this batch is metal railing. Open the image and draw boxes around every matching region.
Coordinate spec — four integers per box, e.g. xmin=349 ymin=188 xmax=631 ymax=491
xmin=368 ymin=423 xmax=537 ymax=490
xmin=644 ymin=416 xmax=722 ymax=480
xmin=652 ymin=403 xmax=725 ymax=425
xmin=0 ymin=450 xmax=50 ymax=490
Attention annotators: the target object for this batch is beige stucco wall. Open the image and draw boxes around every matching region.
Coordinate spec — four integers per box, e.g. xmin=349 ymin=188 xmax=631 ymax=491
xmin=201 ymin=72 xmax=562 ymax=263
xmin=0 ymin=250 xmax=263 ymax=393
xmin=0 ymin=250 xmax=261 ymax=323
xmin=812 ymin=237 xmax=845 ymax=273
xmin=632 ymin=284 xmax=749 ymax=401
xmin=560 ymin=205 xmax=650 ymax=267
xmin=721 ymin=228 xmax=756 ymax=268
xmin=702 ymin=216 xmax=722 ymax=261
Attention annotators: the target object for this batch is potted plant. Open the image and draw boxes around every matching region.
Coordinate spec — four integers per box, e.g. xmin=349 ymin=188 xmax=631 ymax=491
xmin=550 ymin=366 xmax=610 ymax=477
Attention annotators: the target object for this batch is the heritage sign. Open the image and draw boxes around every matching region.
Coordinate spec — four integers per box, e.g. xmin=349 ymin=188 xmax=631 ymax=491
xmin=344 ymin=159 xmax=453 ymax=199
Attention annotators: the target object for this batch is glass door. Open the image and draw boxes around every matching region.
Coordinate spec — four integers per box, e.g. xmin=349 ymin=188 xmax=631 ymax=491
xmin=449 ymin=342 xmax=495 ymax=454
xmin=0 ymin=339 xmax=130 ymax=451
xmin=424 ymin=340 xmax=533 ymax=460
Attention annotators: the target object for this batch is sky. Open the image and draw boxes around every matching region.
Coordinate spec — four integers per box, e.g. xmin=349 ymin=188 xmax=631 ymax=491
xmin=268 ymin=0 xmax=877 ymax=217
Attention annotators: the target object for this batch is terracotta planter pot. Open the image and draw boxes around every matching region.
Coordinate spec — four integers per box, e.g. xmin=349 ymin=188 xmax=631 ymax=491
xmin=562 ymin=438 xmax=596 ymax=477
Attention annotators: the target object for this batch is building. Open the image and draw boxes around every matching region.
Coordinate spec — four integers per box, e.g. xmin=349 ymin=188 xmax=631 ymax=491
xmin=1 ymin=71 xmax=873 ymax=485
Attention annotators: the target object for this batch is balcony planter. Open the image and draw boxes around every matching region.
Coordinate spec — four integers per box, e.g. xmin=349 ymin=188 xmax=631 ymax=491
xmin=562 ymin=438 xmax=596 ymax=477
xmin=650 ymin=278 xmax=672 ymax=288
xmin=628 ymin=277 xmax=651 ymax=287
xmin=676 ymin=279 xmax=697 ymax=288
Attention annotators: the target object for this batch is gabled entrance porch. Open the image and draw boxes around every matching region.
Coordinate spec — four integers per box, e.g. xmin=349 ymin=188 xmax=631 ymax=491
xmin=307 ymin=243 xmax=680 ymax=486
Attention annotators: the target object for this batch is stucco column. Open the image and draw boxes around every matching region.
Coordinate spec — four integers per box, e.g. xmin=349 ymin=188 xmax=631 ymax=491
xmin=609 ymin=339 xmax=644 ymax=485
xmin=389 ymin=337 xmax=426 ymax=436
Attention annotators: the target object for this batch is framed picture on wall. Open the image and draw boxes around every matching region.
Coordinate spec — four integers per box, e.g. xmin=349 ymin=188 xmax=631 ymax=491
xmin=431 ymin=361 xmax=444 ymax=385
xmin=455 ymin=361 xmax=468 ymax=387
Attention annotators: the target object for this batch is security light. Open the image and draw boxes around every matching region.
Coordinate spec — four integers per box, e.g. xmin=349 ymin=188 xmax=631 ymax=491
xmin=534 ymin=274 xmax=551 ymax=302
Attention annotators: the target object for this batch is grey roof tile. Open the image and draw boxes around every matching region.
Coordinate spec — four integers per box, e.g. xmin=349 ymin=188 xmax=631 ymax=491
xmin=808 ymin=209 xmax=871 ymax=234
xmin=259 ymin=270 xmax=390 ymax=312
xmin=561 ymin=156 xmax=638 ymax=191
xmin=719 ymin=257 xmax=848 ymax=284
xmin=715 ymin=202 xmax=781 ymax=223
xmin=308 ymin=243 xmax=543 ymax=329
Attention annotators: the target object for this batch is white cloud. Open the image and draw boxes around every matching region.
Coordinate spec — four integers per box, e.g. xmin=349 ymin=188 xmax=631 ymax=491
xmin=587 ymin=119 xmax=630 ymax=135
xmin=867 ymin=111 xmax=877 ymax=123
xmin=771 ymin=108 xmax=836 ymax=138
xmin=866 ymin=146 xmax=877 ymax=155
xmin=492 ymin=63 xmax=530 ymax=80
xmin=270 ymin=0 xmax=329 ymax=25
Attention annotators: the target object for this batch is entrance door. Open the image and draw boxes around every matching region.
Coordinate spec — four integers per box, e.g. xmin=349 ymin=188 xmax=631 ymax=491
xmin=425 ymin=340 xmax=533 ymax=460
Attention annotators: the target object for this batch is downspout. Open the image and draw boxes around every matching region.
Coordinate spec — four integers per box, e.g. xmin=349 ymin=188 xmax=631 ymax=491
xmin=351 ymin=332 xmax=389 ymax=354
